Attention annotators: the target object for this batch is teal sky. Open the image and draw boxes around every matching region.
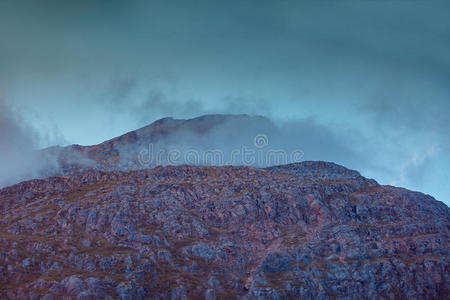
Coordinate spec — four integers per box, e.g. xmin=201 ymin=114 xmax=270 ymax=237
xmin=0 ymin=0 xmax=449 ymax=204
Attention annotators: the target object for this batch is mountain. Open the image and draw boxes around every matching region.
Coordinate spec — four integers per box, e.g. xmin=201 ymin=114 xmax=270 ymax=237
xmin=37 ymin=114 xmax=277 ymax=177
xmin=0 ymin=161 xmax=448 ymax=299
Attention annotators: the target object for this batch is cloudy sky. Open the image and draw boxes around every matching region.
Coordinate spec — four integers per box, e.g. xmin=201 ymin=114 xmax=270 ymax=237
xmin=0 ymin=0 xmax=449 ymax=204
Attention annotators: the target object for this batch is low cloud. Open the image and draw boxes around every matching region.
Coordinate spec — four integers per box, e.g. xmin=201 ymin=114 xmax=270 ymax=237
xmin=0 ymin=99 xmax=75 ymax=187
xmin=0 ymin=98 xmax=41 ymax=186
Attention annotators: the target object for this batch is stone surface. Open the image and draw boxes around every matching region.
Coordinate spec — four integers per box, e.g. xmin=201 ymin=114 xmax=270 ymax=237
xmin=0 ymin=162 xmax=448 ymax=299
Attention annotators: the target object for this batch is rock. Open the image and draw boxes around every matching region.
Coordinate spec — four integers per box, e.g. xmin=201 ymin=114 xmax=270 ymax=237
xmin=64 ymin=276 xmax=84 ymax=295
xmin=207 ymin=277 xmax=222 ymax=291
xmin=170 ymin=286 xmax=187 ymax=300
xmin=115 ymin=282 xmax=137 ymax=300
xmin=185 ymin=242 xmax=217 ymax=261
xmin=260 ymin=251 xmax=293 ymax=273
xmin=81 ymin=239 xmax=92 ymax=248
xmin=76 ymin=291 xmax=98 ymax=300
xmin=21 ymin=258 xmax=32 ymax=268
xmin=204 ymin=289 xmax=216 ymax=300
xmin=85 ymin=277 xmax=107 ymax=296
xmin=0 ymin=162 xmax=448 ymax=299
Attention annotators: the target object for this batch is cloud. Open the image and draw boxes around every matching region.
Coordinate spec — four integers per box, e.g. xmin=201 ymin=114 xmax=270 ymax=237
xmin=113 ymin=114 xmax=364 ymax=171
xmin=133 ymin=89 xmax=207 ymax=126
xmin=0 ymin=98 xmax=40 ymax=186
xmin=0 ymin=98 xmax=73 ymax=187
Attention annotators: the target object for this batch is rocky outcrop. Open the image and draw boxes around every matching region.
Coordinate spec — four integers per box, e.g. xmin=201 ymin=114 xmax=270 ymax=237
xmin=0 ymin=162 xmax=448 ymax=299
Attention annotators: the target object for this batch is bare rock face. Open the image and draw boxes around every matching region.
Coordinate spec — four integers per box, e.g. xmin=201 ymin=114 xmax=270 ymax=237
xmin=0 ymin=162 xmax=448 ymax=299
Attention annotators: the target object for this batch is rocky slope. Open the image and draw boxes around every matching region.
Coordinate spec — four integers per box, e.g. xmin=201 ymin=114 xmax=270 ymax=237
xmin=0 ymin=161 xmax=448 ymax=299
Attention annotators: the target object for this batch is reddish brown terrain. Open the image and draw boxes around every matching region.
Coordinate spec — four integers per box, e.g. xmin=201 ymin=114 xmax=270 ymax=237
xmin=0 ymin=161 xmax=448 ymax=299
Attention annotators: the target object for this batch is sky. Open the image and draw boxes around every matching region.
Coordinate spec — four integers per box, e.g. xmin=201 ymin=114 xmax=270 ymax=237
xmin=0 ymin=0 xmax=449 ymax=204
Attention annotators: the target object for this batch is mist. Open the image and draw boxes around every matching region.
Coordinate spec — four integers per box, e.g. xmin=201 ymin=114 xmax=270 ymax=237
xmin=0 ymin=98 xmax=45 ymax=186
